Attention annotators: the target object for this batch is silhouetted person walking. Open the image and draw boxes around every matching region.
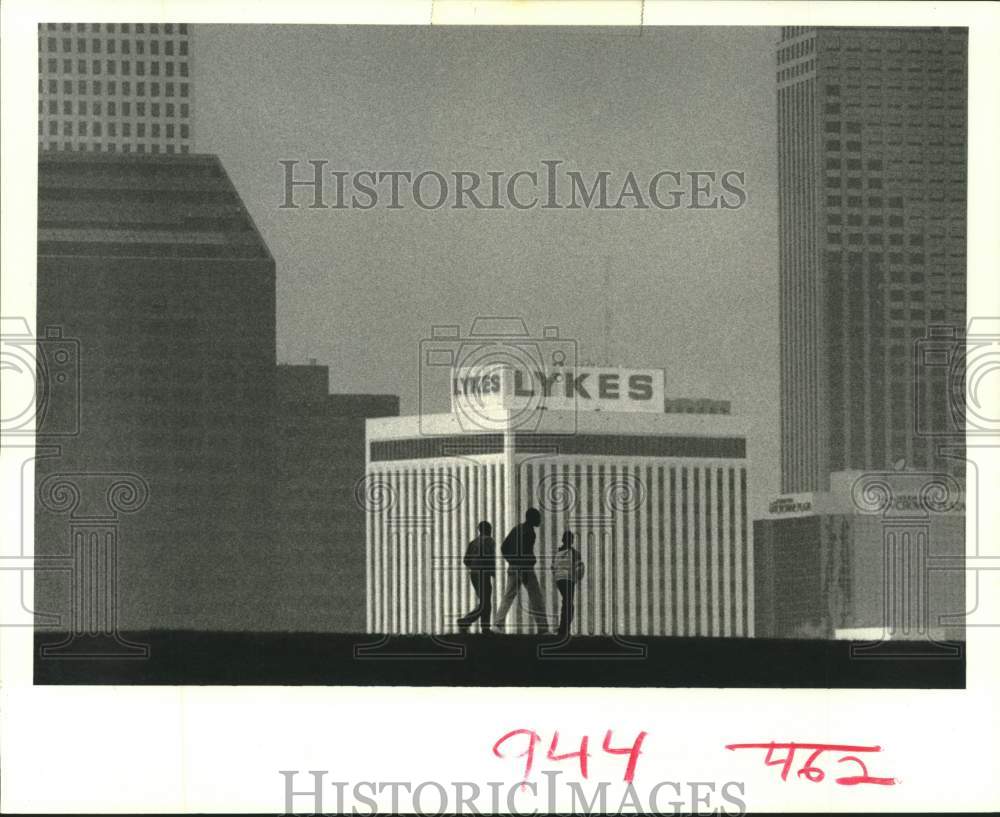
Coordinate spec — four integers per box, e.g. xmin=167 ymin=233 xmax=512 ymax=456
xmin=553 ymin=530 xmax=585 ymax=637
xmin=457 ymin=521 xmax=497 ymax=634
xmin=496 ymin=507 xmax=548 ymax=634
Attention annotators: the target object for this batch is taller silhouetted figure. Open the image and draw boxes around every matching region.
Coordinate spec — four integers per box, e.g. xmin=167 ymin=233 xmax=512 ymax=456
xmin=495 ymin=507 xmax=548 ymax=634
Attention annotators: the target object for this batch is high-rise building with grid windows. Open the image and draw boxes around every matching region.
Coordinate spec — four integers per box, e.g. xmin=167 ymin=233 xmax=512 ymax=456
xmin=776 ymin=27 xmax=967 ymax=493
xmin=38 ymin=22 xmax=193 ymax=154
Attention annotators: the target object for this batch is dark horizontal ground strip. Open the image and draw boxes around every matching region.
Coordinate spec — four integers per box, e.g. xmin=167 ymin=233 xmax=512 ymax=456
xmin=34 ymin=631 xmax=964 ymax=688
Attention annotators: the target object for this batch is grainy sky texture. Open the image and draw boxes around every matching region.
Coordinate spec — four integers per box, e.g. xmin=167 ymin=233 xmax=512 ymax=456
xmin=194 ymin=25 xmax=780 ymax=513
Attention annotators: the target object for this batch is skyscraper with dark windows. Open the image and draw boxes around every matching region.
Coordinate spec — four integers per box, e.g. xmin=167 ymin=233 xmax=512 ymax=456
xmin=776 ymin=27 xmax=967 ymax=493
xmin=38 ymin=22 xmax=193 ymax=154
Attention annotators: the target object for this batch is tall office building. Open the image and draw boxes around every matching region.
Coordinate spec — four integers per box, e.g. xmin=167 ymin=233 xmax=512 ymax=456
xmin=36 ymin=152 xmax=275 ymax=634
xmin=777 ymin=27 xmax=967 ymax=492
xmin=38 ymin=22 xmax=193 ymax=154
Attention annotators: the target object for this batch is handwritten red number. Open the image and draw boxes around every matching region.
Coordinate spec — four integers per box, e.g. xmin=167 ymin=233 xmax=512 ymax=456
xmin=796 ymin=747 xmax=828 ymax=782
xmin=726 ymin=742 xmax=896 ymax=788
xmin=547 ymin=731 xmax=590 ymax=778
xmin=493 ymin=729 xmax=540 ymax=782
xmin=835 ymin=755 xmax=896 ymax=786
xmin=602 ymin=730 xmax=648 ymax=783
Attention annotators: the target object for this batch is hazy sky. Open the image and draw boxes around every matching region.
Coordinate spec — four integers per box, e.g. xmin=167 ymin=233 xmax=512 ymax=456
xmin=194 ymin=25 xmax=780 ymax=513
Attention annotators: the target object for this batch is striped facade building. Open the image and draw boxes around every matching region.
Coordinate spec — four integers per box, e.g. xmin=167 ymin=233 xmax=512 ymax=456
xmin=364 ymin=410 xmax=753 ymax=637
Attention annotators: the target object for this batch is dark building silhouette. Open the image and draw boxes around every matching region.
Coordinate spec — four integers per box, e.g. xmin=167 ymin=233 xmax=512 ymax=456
xmin=777 ymin=27 xmax=967 ymax=492
xmin=35 ymin=152 xmax=277 ymax=632
xmin=272 ymin=364 xmax=398 ymax=631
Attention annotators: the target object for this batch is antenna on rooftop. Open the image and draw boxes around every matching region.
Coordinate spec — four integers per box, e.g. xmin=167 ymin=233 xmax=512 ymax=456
xmin=603 ymin=254 xmax=614 ymax=366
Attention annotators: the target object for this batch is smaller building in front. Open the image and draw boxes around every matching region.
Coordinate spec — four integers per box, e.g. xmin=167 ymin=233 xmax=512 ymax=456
xmin=364 ymin=365 xmax=754 ymax=637
xmin=754 ymin=470 xmax=965 ymax=641
xmin=272 ymin=363 xmax=399 ymax=632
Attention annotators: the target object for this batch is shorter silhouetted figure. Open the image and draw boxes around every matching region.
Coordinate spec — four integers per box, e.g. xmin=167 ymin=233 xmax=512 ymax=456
xmin=457 ymin=521 xmax=497 ymax=634
xmin=553 ymin=530 xmax=585 ymax=637
xmin=496 ymin=507 xmax=548 ymax=634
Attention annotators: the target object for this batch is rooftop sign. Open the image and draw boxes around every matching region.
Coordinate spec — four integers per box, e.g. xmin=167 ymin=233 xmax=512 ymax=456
xmin=451 ymin=365 xmax=665 ymax=417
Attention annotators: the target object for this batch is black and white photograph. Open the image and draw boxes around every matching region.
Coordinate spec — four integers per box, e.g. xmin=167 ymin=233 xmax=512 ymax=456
xmin=2 ymin=1 xmax=999 ymax=814
xmin=27 ymin=16 xmax=971 ymax=688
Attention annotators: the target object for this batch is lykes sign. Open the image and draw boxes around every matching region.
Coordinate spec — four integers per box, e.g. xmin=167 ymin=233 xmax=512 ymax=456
xmin=451 ymin=365 xmax=665 ymax=415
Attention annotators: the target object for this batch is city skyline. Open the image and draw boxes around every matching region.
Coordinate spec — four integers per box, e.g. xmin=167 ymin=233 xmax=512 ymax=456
xmin=191 ymin=24 xmax=781 ymax=515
